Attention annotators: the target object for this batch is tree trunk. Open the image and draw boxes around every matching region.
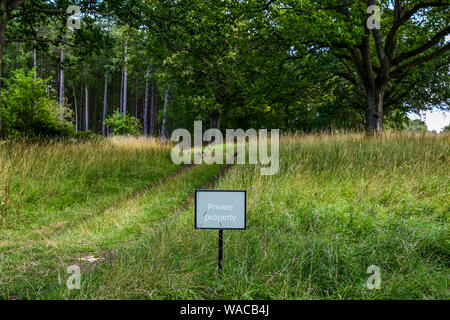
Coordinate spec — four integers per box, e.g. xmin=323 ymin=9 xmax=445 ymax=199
xmin=143 ymin=67 xmax=149 ymax=135
xmin=0 ymin=0 xmax=7 ymax=96
xmin=161 ymin=87 xmax=169 ymax=139
xmin=122 ymin=40 xmax=128 ymax=115
xmin=210 ymin=110 xmax=221 ymax=129
xmin=285 ymin=105 xmax=289 ymax=129
xmin=150 ymin=80 xmax=156 ymax=136
xmin=0 ymin=17 xmax=7 ymax=133
xmin=365 ymin=85 xmax=386 ymax=135
xmin=93 ymin=73 xmax=98 ymax=131
xmin=59 ymin=48 xmax=64 ymax=114
xmin=72 ymin=86 xmax=78 ymax=132
xmin=102 ymin=75 xmax=108 ymax=137
xmin=135 ymin=77 xmax=138 ymax=117
xmin=85 ymin=84 xmax=89 ymax=131
xmin=120 ymin=68 xmax=124 ymax=113
xmin=33 ymin=40 xmax=37 ymax=80
xmin=80 ymin=83 xmax=83 ymax=131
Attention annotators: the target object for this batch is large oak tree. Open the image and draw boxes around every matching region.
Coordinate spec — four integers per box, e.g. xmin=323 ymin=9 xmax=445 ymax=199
xmin=273 ymin=0 xmax=450 ymax=134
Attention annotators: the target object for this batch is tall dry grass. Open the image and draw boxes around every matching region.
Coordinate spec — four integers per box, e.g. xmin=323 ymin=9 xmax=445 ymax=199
xmin=0 ymin=136 xmax=176 ymax=233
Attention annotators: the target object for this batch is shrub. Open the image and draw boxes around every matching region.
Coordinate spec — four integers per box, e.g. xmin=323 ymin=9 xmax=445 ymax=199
xmin=0 ymin=69 xmax=75 ymax=138
xmin=105 ymin=109 xmax=142 ymax=136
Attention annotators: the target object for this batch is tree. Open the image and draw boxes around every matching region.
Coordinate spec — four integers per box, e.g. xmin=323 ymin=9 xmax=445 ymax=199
xmin=407 ymin=118 xmax=428 ymax=131
xmin=273 ymin=0 xmax=450 ymax=135
xmin=160 ymin=86 xmax=169 ymax=138
xmin=2 ymin=1 xmax=446 ymax=138
xmin=0 ymin=0 xmax=112 ymax=134
xmin=59 ymin=47 xmax=64 ymax=110
xmin=143 ymin=66 xmax=149 ymax=135
xmin=102 ymin=73 xmax=108 ymax=136
xmin=105 ymin=109 xmax=141 ymax=135
xmin=0 ymin=69 xmax=73 ymax=137
xmin=442 ymin=124 xmax=450 ymax=132
xmin=0 ymin=0 xmax=109 ymax=85
xmin=139 ymin=0 xmax=254 ymax=130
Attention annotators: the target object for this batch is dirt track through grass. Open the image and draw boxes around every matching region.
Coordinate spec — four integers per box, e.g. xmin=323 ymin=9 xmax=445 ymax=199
xmin=0 ymin=137 xmax=180 ymax=247
xmin=0 ymin=137 xmax=237 ymax=299
xmin=0 ymin=156 xmax=227 ymax=298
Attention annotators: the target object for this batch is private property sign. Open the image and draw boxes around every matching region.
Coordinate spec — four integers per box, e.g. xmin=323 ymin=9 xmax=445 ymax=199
xmin=195 ymin=190 xmax=246 ymax=230
xmin=195 ymin=189 xmax=246 ymax=271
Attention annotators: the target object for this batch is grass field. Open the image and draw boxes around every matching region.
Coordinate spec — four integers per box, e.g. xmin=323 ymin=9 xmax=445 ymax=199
xmin=0 ymin=132 xmax=448 ymax=299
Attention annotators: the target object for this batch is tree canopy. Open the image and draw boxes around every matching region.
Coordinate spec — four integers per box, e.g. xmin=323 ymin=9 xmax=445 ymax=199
xmin=0 ymin=0 xmax=448 ymax=137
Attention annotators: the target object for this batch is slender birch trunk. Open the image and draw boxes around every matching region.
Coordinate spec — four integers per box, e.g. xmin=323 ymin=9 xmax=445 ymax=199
xmin=0 ymin=1 xmax=7 ymax=103
xmin=161 ymin=87 xmax=169 ymax=139
xmin=43 ymin=59 xmax=48 ymax=95
xmin=93 ymin=73 xmax=98 ymax=130
xmin=150 ymin=80 xmax=156 ymax=136
xmin=135 ymin=78 xmax=138 ymax=117
xmin=33 ymin=40 xmax=37 ymax=80
xmin=365 ymin=85 xmax=387 ymax=135
xmin=85 ymin=84 xmax=89 ymax=131
xmin=0 ymin=3 xmax=7 ymax=135
xmin=143 ymin=67 xmax=149 ymax=135
xmin=120 ymin=68 xmax=124 ymax=113
xmin=72 ymin=86 xmax=78 ymax=132
xmin=59 ymin=48 xmax=64 ymax=117
xmin=102 ymin=75 xmax=108 ymax=137
xmin=123 ymin=40 xmax=128 ymax=115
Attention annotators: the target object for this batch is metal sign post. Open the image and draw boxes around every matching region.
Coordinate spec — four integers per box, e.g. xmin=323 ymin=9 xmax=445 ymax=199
xmin=218 ymin=229 xmax=223 ymax=271
xmin=195 ymin=190 xmax=246 ymax=272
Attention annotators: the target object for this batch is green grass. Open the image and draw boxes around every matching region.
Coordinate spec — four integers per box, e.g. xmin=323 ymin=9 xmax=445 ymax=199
xmin=0 ymin=132 xmax=449 ymax=299
xmin=0 ymin=137 xmax=180 ymax=244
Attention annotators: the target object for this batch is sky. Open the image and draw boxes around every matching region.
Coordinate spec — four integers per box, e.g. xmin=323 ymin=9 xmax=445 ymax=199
xmin=406 ymin=36 xmax=449 ymax=133
xmin=408 ymin=108 xmax=450 ymax=133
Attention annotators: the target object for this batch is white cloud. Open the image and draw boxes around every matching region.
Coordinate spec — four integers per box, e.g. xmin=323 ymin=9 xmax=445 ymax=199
xmin=408 ymin=108 xmax=449 ymax=132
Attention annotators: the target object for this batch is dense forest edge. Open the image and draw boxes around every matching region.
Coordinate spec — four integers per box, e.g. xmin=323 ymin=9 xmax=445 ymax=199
xmin=0 ymin=0 xmax=448 ymax=139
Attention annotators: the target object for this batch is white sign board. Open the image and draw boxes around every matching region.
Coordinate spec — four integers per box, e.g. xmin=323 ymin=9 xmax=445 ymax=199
xmin=195 ymin=190 xmax=246 ymax=229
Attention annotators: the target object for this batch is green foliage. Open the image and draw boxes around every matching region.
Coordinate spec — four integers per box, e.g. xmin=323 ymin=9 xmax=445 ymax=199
xmin=384 ymin=111 xmax=428 ymax=132
xmin=0 ymin=69 xmax=75 ymax=138
xmin=442 ymin=124 xmax=450 ymax=133
xmin=406 ymin=119 xmax=428 ymax=132
xmin=270 ymin=0 xmax=449 ymax=132
xmin=105 ymin=109 xmax=142 ymax=136
xmin=3 ymin=1 xmax=447 ymax=136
